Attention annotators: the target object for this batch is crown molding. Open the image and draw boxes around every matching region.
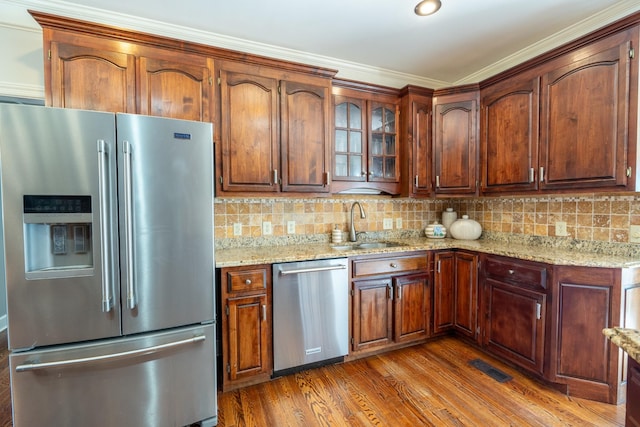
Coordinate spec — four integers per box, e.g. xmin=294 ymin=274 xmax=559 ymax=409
xmin=0 ymin=81 xmax=44 ymax=99
xmin=456 ymin=0 xmax=640 ymax=85
xmin=4 ymin=0 xmax=640 ymax=89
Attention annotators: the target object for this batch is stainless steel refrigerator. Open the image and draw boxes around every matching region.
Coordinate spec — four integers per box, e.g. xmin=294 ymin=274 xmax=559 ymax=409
xmin=0 ymin=104 xmax=217 ymax=426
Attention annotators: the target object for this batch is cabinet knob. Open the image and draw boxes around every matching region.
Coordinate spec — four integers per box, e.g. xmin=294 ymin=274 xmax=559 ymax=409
xmin=508 ymin=269 xmax=514 ymax=274
xmin=245 ymin=279 xmax=252 ymax=285
xmin=390 ymin=263 xmax=398 ymax=268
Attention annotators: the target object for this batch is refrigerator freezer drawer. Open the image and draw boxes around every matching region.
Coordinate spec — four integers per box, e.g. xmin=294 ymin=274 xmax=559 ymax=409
xmin=9 ymin=324 xmax=217 ymax=427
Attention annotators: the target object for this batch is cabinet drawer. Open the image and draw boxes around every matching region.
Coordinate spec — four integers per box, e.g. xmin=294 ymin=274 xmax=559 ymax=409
xmin=226 ymin=268 xmax=267 ymax=293
xmin=353 ymin=253 xmax=428 ymax=277
xmin=483 ymin=256 xmax=547 ymax=290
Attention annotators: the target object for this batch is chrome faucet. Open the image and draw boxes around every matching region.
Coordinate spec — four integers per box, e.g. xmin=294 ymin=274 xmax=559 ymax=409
xmin=348 ymin=201 xmax=366 ymax=242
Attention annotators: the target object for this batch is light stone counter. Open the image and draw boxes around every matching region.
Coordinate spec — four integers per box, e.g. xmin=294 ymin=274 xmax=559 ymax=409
xmin=215 ymin=236 xmax=640 ymax=269
xmin=603 ymin=328 xmax=640 ymax=363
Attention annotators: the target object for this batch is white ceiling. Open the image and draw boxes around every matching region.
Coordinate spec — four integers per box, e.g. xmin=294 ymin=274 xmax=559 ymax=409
xmin=5 ymin=0 xmax=640 ymax=88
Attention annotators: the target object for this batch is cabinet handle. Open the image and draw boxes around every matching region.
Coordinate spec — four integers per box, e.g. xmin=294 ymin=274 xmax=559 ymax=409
xmin=437 ymin=260 xmax=441 ymax=273
xmin=324 ymin=171 xmax=330 ymax=186
xmin=388 ymin=283 xmax=394 ymax=300
xmin=536 ymin=302 xmax=542 ymax=320
xmin=539 ymin=167 xmax=545 ymax=183
xmin=262 ymin=304 xmax=267 ymax=322
xmin=245 ymin=279 xmax=252 ymax=285
xmin=508 ymin=269 xmax=514 ymax=274
xmin=397 ymin=285 xmax=402 ymax=300
xmin=414 ymin=175 xmax=419 ymax=186
xmin=273 ymin=169 xmax=278 ymax=185
xmin=529 ymin=167 xmax=534 ymax=183
xmin=390 ymin=263 xmax=398 ymax=268
xmin=435 ymin=175 xmax=440 ymax=188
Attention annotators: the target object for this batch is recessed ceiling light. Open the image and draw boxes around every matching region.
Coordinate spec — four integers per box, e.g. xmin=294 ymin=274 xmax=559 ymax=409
xmin=415 ymin=0 xmax=442 ymax=16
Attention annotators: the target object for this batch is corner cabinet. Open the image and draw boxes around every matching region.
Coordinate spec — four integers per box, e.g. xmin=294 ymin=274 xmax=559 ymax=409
xmin=432 ymin=87 xmax=479 ymax=196
xmin=433 ymin=250 xmax=479 ymax=339
xmin=350 ymin=252 xmax=430 ymax=356
xmin=219 ymin=265 xmax=272 ymax=391
xmin=400 ymin=85 xmax=433 ymax=197
xmin=332 ymin=80 xmax=401 ymax=195
xmin=218 ymin=61 xmax=331 ymax=194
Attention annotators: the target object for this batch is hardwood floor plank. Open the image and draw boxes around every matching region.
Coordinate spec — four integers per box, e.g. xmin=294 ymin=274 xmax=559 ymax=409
xmin=0 ymin=331 xmax=625 ymax=426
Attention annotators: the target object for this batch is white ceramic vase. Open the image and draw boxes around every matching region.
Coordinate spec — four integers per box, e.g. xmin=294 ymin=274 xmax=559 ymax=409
xmin=449 ymin=215 xmax=482 ymax=240
xmin=441 ymin=208 xmax=457 ymax=237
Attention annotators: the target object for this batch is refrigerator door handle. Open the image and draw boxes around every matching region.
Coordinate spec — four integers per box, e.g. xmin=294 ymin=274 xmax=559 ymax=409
xmin=123 ymin=140 xmax=137 ymax=310
xmin=14 ymin=334 xmax=206 ymax=372
xmin=97 ymin=140 xmax=114 ymax=312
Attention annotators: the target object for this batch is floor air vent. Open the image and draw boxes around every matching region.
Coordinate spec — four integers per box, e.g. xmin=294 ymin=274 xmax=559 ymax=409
xmin=469 ymin=359 xmax=513 ymax=383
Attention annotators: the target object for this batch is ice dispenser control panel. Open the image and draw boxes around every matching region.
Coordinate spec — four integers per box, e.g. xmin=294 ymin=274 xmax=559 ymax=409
xmin=23 ymin=195 xmax=94 ymax=279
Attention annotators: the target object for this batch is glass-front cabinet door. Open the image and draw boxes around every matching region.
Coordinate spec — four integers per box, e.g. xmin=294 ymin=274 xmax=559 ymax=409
xmin=334 ymin=95 xmax=366 ymax=181
xmin=369 ymin=101 xmax=399 ymax=182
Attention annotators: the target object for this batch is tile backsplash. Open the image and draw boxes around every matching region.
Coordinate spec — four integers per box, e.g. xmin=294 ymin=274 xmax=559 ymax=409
xmin=213 ymin=193 xmax=640 ymax=249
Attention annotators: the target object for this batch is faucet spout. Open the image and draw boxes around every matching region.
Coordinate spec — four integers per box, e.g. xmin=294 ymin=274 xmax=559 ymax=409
xmin=349 ymin=201 xmax=366 ymax=242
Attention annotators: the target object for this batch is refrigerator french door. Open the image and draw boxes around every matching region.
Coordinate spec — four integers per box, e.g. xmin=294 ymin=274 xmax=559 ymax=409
xmin=0 ymin=104 xmax=217 ymax=427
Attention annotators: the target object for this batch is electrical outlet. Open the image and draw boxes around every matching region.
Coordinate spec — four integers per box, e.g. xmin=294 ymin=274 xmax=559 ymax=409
xmin=555 ymin=221 xmax=568 ymax=237
xmin=287 ymin=220 xmax=296 ymax=234
xmin=383 ymin=218 xmax=393 ymax=230
xmin=630 ymin=225 xmax=640 ymax=243
xmin=396 ymin=218 xmax=403 ymax=229
xmin=262 ymin=221 xmax=272 ymax=235
xmin=233 ymin=223 xmax=242 ymax=236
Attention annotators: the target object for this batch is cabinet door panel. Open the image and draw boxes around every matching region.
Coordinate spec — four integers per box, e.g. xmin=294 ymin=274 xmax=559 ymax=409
xmin=50 ymin=42 xmax=136 ymax=113
xmin=352 ymin=278 xmax=393 ymax=352
xmin=280 ymin=81 xmax=330 ymax=192
xmin=394 ymin=273 xmax=430 ymax=342
xmin=454 ymin=251 xmax=478 ymax=339
xmin=138 ymin=56 xmax=213 ymax=122
xmin=227 ymin=294 xmax=269 ymax=381
xmin=220 ymin=70 xmax=279 ymax=192
xmin=413 ymin=100 xmax=432 ymax=195
xmin=540 ymin=42 xmax=631 ymax=190
xmin=333 ymin=96 xmax=367 ymax=182
xmin=433 ymin=251 xmax=455 ymax=334
xmin=434 ymin=98 xmax=478 ymax=195
xmin=481 ymin=78 xmax=539 ymax=193
xmin=484 ymin=279 xmax=545 ymax=374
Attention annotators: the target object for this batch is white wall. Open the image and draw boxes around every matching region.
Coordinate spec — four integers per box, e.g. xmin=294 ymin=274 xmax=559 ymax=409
xmin=0 ymin=2 xmax=44 ymax=100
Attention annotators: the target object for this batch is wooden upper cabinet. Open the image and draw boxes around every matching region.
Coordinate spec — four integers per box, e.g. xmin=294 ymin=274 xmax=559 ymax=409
xmin=218 ymin=62 xmax=332 ymax=194
xmin=540 ymin=38 xmax=634 ymax=191
xmin=481 ymin=77 xmax=540 ymax=194
xmin=333 ymin=95 xmax=367 ymax=182
xmin=219 ymin=68 xmax=279 ymax=192
xmin=49 ymin=41 xmax=136 ymax=113
xmin=280 ymin=80 xmax=331 ymax=193
xmin=138 ymin=55 xmax=214 ymax=122
xmin=433 ymin=89 xmax=479 ymax=196
xmin=331 ymin=81 xmax=401 ymax=195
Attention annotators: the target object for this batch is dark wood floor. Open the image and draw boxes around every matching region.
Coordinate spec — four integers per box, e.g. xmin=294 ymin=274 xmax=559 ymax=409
xmin=0 ymin=331 xmax=625 ymax=426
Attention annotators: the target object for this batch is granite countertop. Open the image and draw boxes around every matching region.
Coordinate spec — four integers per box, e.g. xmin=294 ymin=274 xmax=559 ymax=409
xmin=215 ymin=237 xmax=640 ymax=269
xmin=603 ymin=328 xmax=640 ymax=363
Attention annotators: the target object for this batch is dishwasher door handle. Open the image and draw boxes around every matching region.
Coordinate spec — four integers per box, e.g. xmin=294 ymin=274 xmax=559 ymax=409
xmin=279 ymin=264 xmax=347 ymax=276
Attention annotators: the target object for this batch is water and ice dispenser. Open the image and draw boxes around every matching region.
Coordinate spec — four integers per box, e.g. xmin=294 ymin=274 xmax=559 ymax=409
xmin=23 ymin=195 xmax=93 ymax=279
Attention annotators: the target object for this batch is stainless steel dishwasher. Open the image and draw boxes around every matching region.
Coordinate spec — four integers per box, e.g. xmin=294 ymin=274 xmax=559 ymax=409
xmin=273 ymin=258 xmax=349 ymax=374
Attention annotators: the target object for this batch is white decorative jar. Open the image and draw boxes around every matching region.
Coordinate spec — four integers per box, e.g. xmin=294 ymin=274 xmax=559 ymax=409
xmin=449 ymin=215 xmax=482 ymax=240
xmin=425 ymin=221 xmax=446 ymax=239
xmin=441 ymin=208 xmax=457 ymax=237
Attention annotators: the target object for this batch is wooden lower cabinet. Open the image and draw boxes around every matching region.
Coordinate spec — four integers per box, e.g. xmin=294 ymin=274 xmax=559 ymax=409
xmin=549 ymin=265 xmax=640 ymax=404
xmin=433 ymin=250 xmax=479 ymax=339
xmin=628 ymin=356 xmax=640 ymax=426
xmin=350 ymin=252 xmax=430 ymax=356
xmin=220 ymin=265 xmax=272 ymax=391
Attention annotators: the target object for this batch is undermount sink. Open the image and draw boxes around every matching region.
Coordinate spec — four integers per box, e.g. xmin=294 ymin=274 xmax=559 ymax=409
xmin=331 ymin=241 xmax=407 ymax=251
